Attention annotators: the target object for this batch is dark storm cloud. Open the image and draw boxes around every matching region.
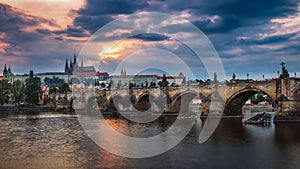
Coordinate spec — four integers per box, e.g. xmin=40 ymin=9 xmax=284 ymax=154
xmin=0 ymin=3 xmax=58 ymax=32
xmin=165 ymin=0 xmax=299 ymax=33
xmin=74 ymin=14 xmax=113 ymax=34
xmin=78 ymin=0 xmax=149 ymax=15
xmin=72 ymin=0 xmax=300 ymax=64
xmin=35 ymin=29 xmax=52 ymax=35
xmin=53 ymin=25 xmax=90 ymax=37
xmin=129 ymin=33 xmax=169 ymax=41
xmin=74 ymin=0 xmax=149 ymax=33
xmin=74 ymin=0 xmax=299 ymax=36
xmin=237 ymin=33 xmax=298 ymax=45
xmin=0 ymin=3 xmax=58 ymax=45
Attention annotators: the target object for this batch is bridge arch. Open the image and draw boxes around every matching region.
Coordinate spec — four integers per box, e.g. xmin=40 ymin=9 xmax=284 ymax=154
xmin=224 ymin=87 xmax=275 ymax=115
xmin=86 ymin=96 xmax=99 ymax=110
xmin=107 ymin=95 xmax=124 ymax=111
xmin=134 ymin=92 xmax=172 ymax=112
xmin=171 ymin=91 xmax=199 ymax=113
xmin=134 ymin=93 xmax=155 ymax=111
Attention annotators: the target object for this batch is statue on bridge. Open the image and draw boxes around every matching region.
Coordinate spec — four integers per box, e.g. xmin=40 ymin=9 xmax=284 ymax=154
xmin=280 ymin=61 xmax=289 ymax=78
xmin=213 ymin=72 xmax=218 ymax=83
xmin=230 ymin=73 xmax=236 ymax=83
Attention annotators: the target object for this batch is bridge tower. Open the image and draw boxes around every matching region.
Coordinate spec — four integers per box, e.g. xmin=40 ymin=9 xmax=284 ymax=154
xmin=274 ymin=62 xmax=300 ymax=122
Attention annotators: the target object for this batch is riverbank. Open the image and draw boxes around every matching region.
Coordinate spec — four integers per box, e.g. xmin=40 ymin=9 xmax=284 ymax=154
xmin=243 ymin=104 xmax=274 ymax=113
xmin=273 ymin=115 xmax=300 ymax=123
xmin=0 ymin=106 xmax=74 ymax=114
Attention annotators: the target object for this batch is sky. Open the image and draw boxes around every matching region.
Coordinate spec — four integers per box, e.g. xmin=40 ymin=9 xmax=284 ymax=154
xmin=0 ymin=0 xmax=299 ymax=80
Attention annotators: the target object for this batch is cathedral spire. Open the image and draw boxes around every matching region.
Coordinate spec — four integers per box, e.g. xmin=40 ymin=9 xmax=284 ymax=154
xmin=121 ymin=68 xmax=126 ymax=76
xmin=65 ymin=59 xmax=69 ymax=73
xmin=74 ymin=54 xmax=77 ymax=65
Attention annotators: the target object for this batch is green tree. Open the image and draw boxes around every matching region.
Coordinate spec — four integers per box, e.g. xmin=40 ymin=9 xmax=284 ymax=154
xmin=25 ymin=77 xmax=42 ymax=105
xmin=12 ymin=80 xmax=25 ymax=106
xmin=100 ymin=82 xmax=106 ymax=88
xmin=59 ymin=82 xmax=70 ymax=97
xmin=196 ymin=79 xmax=205 ymax=84
xmin=0 ymin=79 xmax=9 ymax=106
xmin=250 ymin=93 xmax=265 ymax=104
xmin=44 ymin=76 xmax=64 ymax=88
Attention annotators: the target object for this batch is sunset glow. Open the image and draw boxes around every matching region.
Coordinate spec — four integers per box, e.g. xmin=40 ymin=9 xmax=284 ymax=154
xmin=0 ymin=0 xmax=299 ymax=79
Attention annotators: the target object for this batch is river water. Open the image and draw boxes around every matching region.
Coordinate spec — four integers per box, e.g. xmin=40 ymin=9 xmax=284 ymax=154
xmin=0 ymin=112 xmax=300 ymax=169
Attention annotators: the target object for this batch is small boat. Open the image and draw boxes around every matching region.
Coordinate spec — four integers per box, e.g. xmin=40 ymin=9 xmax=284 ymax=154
xmin=245 ymin=112 xmax=272 ymax=124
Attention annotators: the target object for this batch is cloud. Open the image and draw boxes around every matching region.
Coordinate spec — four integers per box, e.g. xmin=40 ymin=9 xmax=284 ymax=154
xmin=164 ymin=0 xmax=299 ymax=33
xmin=129 ymin=33 xmax=170 ymax=41
xmin=53 ymin=25 xmax=90 ymax=38
xmin=1 ymin=0 xmax=300 ymax=79
xmin=73 ymin=0 xmax=149 ymax=33
xmin=0 ymin=3 xmax=65 ymax=46
xmin=0 ymin=3 xmax=84 ymax=74
xmin=73 ymin=14 xmax=114 ymax=34
xmin=79 ymin=0 xmax=148 ymax=16
xmin=104 ymin=29 xmax=132 ymax=38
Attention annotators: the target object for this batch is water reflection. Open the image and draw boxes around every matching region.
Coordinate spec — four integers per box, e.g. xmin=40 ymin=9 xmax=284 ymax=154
xmin=0 ymin=112 xmax=300 ymax=169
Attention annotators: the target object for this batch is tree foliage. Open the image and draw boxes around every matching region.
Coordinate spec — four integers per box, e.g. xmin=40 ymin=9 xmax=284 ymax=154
xmin=44 ymin=76 xmax=64 ymax=88
xmin=25 ymin=77 xmax=42 ymax=105
xmin=59 ymin=82 xmax=71 ymax=94
xmin=12 ymin=80 xmax=25 ymax=106
xmin=250 ymin=93 xmax=272 ymax=104
xmin=0 ymin=79 xmax=9 ymax=106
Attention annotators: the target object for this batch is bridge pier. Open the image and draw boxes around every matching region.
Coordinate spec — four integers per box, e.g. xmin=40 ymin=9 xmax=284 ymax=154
xmin=274 ymin=77 xmax=300 ymax=122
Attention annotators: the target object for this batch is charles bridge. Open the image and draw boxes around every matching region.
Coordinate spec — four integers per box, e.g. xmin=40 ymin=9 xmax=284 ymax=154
xmin=58 ymin=75 xmax=300 ymax=120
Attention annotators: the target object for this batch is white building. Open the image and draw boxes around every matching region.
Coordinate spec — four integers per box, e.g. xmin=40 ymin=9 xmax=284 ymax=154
xmin=108 ymin=69 xmax=186 ymax=88
xmin=157 ymin=72 xmax=186 ymax=86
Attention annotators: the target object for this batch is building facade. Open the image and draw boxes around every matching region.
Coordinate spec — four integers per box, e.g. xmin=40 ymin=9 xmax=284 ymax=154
xmin=108 ymin=69 xmax=186 ymax=89
xmin=1 ymin=64 xmax=14 ymax=82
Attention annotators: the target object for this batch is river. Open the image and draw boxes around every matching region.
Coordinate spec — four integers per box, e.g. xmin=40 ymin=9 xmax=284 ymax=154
xmin=0 ymin=112 xmax=300 ymax=169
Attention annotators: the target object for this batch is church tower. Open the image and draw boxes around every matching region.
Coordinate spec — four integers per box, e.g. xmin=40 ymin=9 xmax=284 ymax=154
xmin=65 ymin=59 xmax=69 ymax=73
xmin=70 ymin=59 xmax=73 ymax=72
xmin=3 ymin=64 xmax=8 ymax=78
xmin=73 ymin=54 xmax=77 ymax=67
xmin=8 ymin=65 xmax=11 ymax=74
xmin=121 ymin=68 xmax=126 ymax=76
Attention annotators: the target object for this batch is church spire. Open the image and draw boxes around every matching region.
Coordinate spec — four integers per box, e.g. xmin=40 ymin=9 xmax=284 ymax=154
xmin=8 ymin=65 xmax=11 ymax=73
xmin=70 ymin=59 xmax=73 ymax=68
xmin=3 ymin=64 xmax=7 ymax=72
xmin=74 ymin=54 xmax=77 ymax=65
xmin=3 ymin=64 xmax=8 ymax=78
xmin=65 ymin=59 xmax=69 ymax=73
xmin=121 ymin=68 xmax=126 ymax=76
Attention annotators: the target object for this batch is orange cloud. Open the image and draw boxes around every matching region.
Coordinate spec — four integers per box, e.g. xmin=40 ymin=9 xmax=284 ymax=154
xmin=2 ymin=0 xmax=85 ymax=29
xmin=96 ymin=38 xmax=180 ymax=65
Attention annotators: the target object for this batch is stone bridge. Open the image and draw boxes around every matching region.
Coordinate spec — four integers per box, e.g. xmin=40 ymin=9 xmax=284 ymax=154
xmin=66 ymin=77 xmax=300 ymax=117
